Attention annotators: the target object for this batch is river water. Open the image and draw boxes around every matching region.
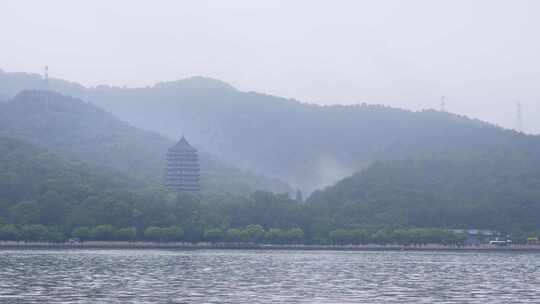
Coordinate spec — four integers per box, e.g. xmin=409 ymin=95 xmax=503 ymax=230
xmin=0 ymin=249 xmax=539 ymax=303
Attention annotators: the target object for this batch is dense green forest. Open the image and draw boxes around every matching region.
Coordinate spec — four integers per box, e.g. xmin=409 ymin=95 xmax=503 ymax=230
xmin=0 ymin=90 xmax=292 ymax=196
xmin=1 ymin=134 xmax=539 ymax=244
xmin=0 ymin=135 xmax=472 ymax=244
xmin=307 ymin=151 xmax=540 ymax=231
xmin=0 ymin=135 xmax=302 ymax=243
xmin=1 ymin=70 xmax=529 ymax=193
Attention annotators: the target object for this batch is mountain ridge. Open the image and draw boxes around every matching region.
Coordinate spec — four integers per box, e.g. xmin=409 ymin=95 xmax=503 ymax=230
xmin=1 ymin=69 xmax=535 ymax=194
xmin=306 ymin=147 xmax=540 ymax=232
xmin=0 ymin=89 xmax=293 ymax=196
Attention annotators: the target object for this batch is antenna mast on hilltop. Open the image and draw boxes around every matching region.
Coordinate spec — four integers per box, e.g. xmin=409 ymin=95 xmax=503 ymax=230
xmin=44 ymin=66 xmax=49 ymax=86
xmin=516 ymin=101 xmax=523 ymax=133
xmin=44 ymin=66 xmax=50 ymax=112
xmin=440 ymin=96 xmax=446 ymax=112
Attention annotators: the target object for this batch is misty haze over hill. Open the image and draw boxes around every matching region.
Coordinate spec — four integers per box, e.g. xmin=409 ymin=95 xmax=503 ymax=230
xmin=2 ymin=1 xmax=539 ymax=134
xmin=0 ymin=90 xmax=292 ymax=196
xmin=1 ymin=69 xmax=537 ymax=194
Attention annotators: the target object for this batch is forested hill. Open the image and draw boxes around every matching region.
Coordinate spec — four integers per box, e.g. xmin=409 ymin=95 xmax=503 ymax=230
xmin=306 ymin=139 xmax=540 ymax=233
xmin=0 ymin=136 xmax=140 ymax=226
xmin=0 ymin=90 xmax=292 ymax=195
xmin=0 ymin=69 xmax=531 ymax=193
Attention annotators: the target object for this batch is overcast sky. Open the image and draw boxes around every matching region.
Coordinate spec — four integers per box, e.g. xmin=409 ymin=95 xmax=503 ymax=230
xmin=2 ymin=0 xmax=539 ymax=133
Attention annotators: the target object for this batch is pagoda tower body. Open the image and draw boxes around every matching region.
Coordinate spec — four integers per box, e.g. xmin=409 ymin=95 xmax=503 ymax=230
xmin=165 ymin=136 xmax=200 ymax=193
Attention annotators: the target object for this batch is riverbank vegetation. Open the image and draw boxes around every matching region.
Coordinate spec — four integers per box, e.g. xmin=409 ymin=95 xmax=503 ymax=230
xmin=0 ymin=223 xmax=470 ymax=246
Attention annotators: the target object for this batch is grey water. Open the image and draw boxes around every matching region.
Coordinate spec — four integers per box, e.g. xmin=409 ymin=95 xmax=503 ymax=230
xmin=1 ymin=249 xmax=539 ymax=303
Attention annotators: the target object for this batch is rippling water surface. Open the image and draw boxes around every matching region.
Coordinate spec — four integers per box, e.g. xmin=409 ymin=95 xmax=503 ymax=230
xmin=1 ymin=249 xmax=540 ymax=303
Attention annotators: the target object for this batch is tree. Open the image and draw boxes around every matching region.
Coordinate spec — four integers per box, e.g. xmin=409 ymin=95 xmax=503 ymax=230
xmin=46 ymin=227 xmax=66 ymax=243
xmin=242 ymin=224 xmax=265 ymax=243
xmin=38 ymin=191 xmax=71 ymax=226
xmin=19 ymin=224 xmax=48 ymax=242
xmin=329 ymin=229 xmax=353 ymax=245
xmin=204 ymin=228 xmax=224 ymax=242
xmin=9 ymin=201 xmax=40 ymax=224
xmin=72 ymin=227 xmax=91 ymax=241
xmin=144 ymin=226 xmax=162 ymax=242
xmin=90 ymin=225 xmax=116 ymax=241
xmin=0 ymin=224 xmax=20 ymax=241
xmin=225 ymin=228 xmax=243 ymax=242
xmin=351 ymin=228 xmax=370 ymax=244
xmin=161 ymin=226 xmax=184 ymax=242
xmin=284 ymin=228 xmax=304 ymax=244
xmin=371 ymin=229 xmax=396 ymax=245
xmin=143 ymin=226 xmax=184 ymax=242
xmin=115 ymin=227 xmax=137 ymax=241
xmin=265 ymin=228 xmax=285 ymax=244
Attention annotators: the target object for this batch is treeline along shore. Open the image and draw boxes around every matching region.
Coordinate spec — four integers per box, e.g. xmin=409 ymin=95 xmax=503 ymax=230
xmin=2 ymin=241 xmax=540 ymax=252
xmin=2 ymin=223 xmax=539 ymax=248
xmin=0 ymin=223 xmax=468 ymax=245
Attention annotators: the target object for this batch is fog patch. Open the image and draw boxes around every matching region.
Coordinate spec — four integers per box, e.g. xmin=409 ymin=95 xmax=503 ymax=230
xmin=311 ymin=155 xmax=357 ymax=193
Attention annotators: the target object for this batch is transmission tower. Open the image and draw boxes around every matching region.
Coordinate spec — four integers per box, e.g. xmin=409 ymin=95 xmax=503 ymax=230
xmin=440 ymin=96 xmax=446 ymax=112
xmin=516 ymin=101 xmax=523 ymax=133
xmin=44 ymin=66 xmax=49 ymax=86
xmin=44 ymin=66 xmax=50 ymax=112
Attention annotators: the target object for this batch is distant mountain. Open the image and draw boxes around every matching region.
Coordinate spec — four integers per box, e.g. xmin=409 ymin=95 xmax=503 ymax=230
xmin=0 ymin=69 xmax=534 ymax=193
xmin=306 ymin=142 xmax=540 ymax=232
xmin=0 ymin=90 xmax=292 ymax=196
xmin=153 ymin=76 xmax=237 ymax=91
xmin=0 ymin=69 xmax=86 ymax=98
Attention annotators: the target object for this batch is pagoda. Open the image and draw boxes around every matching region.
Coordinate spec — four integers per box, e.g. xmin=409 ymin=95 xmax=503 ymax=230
xmin=165 ymin=135 xmax=200 ymax=193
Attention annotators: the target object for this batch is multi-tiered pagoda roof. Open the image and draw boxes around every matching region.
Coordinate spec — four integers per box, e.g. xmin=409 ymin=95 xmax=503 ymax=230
xmin=165 ymin=135 xmax=200 ymax=193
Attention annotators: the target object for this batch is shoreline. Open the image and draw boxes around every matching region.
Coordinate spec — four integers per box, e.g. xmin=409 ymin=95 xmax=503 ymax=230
xmin=2 ymin=241 xmax=540 ymax=252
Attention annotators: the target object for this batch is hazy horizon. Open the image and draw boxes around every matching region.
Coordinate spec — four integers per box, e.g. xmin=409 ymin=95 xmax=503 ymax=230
xmin=2 ymin=0 xmax=539 ymax=133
